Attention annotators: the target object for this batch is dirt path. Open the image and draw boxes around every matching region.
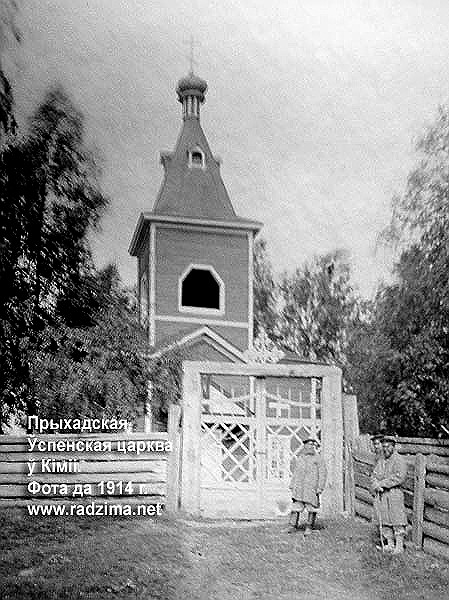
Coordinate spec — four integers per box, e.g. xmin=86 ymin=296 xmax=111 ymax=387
xmin=2 ymin=510 xmax=448 ymax=599
xmin=173 ymin=517 xmax=449 ymax=600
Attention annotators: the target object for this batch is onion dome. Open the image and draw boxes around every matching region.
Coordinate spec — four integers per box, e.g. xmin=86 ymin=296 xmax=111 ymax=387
xmin=176 ymin=72 xmax=208 ymax=98
xmin=176 ymin=73 xmax=208 ymax=121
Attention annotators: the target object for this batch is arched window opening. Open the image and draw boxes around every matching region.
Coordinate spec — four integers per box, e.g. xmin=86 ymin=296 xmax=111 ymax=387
xmin=179 ymin=265 xmax=224 ymax=314
xmin=188 ymin=147 xmax=205 ymax=169
xmin=182 ymin=269 xmax=219 ymax=309
xmin=191 ymin=151 xmax=203 ymax=165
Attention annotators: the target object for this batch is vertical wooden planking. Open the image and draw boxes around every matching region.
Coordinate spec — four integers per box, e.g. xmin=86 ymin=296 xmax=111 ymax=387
xmin=255 ymin=376 xmax=265 ymax=514
xmin=412 ymin=453 xmax=426 ymax=548
xmin=180 ymin=364 xmax=202 ymax=515
xmin=166 ymin=404 xmax=181 ymax=512
xmin=342 ymin=394 xmax=359 ymax=443
xmin=344 ymin=441 xmax=355 ymax=516
xmin=320 ymin=371 xmax=344 ymax=515
xmin=342 ymin=394 xmax=358 ymax=517
xmin=331 ymin=371 xmax=344 ymax=513
xmin=149 ymin=222 xmax=156 ymax=346
xmin=247 ymin=231 xmax=254 ymax=348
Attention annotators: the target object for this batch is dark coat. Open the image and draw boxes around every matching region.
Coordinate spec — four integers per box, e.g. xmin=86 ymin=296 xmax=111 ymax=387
xmin=290 ymin=452 xmax=327 ymax=508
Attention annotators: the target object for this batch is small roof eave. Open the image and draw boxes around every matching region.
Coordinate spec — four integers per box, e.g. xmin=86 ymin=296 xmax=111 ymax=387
xmin=129 ymin=212 xmax=263 ymax=256
xmin=129 ymin=213 xmax=146 ymax=257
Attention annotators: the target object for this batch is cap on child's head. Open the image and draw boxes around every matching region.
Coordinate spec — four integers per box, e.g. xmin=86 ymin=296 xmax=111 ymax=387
xmin=303 ymin=437 xmax=320 ymax=446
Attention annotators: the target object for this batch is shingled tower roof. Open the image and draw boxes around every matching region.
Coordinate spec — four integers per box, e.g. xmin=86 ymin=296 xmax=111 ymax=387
xmin=152 ymin=71 xmax=237 ymax=220
xmin=129 ymin=72 xmax=262 ymax=257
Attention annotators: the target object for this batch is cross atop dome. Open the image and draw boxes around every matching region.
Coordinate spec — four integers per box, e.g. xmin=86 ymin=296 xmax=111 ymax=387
xmin=185 ymin=35 xmax=200 ymax=74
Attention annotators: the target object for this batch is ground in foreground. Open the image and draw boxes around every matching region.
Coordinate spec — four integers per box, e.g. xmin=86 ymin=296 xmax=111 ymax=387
xmin=0 ymin=509 xmax=448 ymax=600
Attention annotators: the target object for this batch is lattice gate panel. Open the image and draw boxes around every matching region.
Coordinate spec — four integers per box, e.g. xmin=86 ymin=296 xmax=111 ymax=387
xmin=264 ymin=377 xmax=322 ymax=483
xmin=200 ymin=374 xmax=256 ymax=487
xmin=198 ymin=373 xmax=324 ymax=516
xmin=201 ymin=421 xmax=256 ymax=484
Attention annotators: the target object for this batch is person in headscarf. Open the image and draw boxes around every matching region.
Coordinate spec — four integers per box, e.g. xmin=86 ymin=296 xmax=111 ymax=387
xmin=290 ymin=438 xmax=327 ymax=536
xmin=371 ymin=436 xmax=407 ymax=554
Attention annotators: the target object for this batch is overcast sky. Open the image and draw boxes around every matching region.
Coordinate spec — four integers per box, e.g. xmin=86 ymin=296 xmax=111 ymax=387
xmin=11 ymin=0 xmax=449 ymax=297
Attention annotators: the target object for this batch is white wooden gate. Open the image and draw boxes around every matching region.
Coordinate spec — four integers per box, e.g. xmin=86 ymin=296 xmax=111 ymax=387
xmin=181 ymin=362 xmax=342 ymax=518
xmin=199 ymin=375 xmax=322 ymax=517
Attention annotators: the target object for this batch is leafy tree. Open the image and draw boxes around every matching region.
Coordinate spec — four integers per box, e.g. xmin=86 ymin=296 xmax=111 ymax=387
xmin=278 ymin=249 xmax=358 ymax=369
xmin=253 ymin=237 xmax=278 ymax=340
xmin=0 ymin=0 xmax=19 ymax=138
xmin=253 ymin=241 xmax=364 ymax=392
xmin=354 ymin=256 xmax=449 ymax=436
xmin=148 ymin=348 xmax=184 ymax=426
xmin=344 ymin=299 xmax=394 ymax=432
xmin=56 ymin=261 xmax=129 ymax=328
xmin=353 ymin=106 xmax=449 ymax=436
xmin=244 ymin=329 xmax=285 ymax=364
xmin=0 ymin=86 xmax=107 ymax=425
xmin=29 ymin=265 xmax=148 ymax=426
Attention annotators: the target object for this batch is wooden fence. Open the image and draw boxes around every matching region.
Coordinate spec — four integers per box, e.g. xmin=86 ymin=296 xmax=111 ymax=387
xmin=349 ymin=437 xmax=449 ymax=561
xmin=0 ymin=406 xmax=182 ymax=512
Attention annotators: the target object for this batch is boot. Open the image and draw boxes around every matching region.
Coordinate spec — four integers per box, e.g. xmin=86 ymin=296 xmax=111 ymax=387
xmin=304 ymin=512 xmax=314 ymax=536
xmin=295 ymin=512 xmax=300 ymax=529
xmin=383 ymin=529 xmax=395 ymax=553
xmin=392 ymin=533 xmax=404 ymax=555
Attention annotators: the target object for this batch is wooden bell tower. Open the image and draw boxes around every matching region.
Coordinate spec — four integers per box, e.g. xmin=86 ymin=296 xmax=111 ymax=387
xmin=130 ymin=70 xmax=262 ymax=361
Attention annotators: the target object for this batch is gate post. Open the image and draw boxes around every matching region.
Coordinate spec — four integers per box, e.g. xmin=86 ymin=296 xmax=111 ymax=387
xmin=343 ymin=441 xmax=355 ymax=515
xmin=180 ymin=363 xmax=202 ymax=515
xmin=342 ymin=393 xmax=359 ymax=443
xmin=320 ymin=370 xmax=344 ymax=515
xmin=342 ymin=393 xmax=357 ymax=516
xmin=166 ymin=403 xmax=181 ymax=513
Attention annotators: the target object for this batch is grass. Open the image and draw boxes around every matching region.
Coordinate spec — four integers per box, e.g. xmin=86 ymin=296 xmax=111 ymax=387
xmin=0 ymin=508 xmax=448 ymax=599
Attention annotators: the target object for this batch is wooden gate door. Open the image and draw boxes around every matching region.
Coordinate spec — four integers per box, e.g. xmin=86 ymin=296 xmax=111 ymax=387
xmin=199 ymin=373 xmax=258 ymax=517
xmin=198 ymin=373 xmax=322 ymax=518
xmin=258 ymin=376 xmax=322 ymax=517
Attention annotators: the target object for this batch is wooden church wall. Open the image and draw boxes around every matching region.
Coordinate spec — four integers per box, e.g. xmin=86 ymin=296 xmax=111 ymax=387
xmin=202 ymin=325 xmax=248 ymax=351
xmin=183 ymin=340 xmax=234 ymax=362
xmin=154 ymin=320 xmax=249 ymax=351
xmin=154 ymin=227 xmax=249 ymax=323
xmin=137 ymin=243 xmax=150 ymax=326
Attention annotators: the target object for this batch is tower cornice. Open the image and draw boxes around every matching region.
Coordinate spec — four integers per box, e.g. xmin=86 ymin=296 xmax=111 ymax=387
xmin=129 ymin=212 xmax=262 ymax=256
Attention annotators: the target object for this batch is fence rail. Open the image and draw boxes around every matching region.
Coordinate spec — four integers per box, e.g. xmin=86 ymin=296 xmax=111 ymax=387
xmin=0 ymin=423 xmax=180 ymax=510
xmin=351 ymin=436 xmax=449 ymax=561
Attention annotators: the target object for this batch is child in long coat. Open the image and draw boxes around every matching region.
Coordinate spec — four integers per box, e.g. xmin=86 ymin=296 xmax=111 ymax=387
xmin=290 ymin=438 xmax=327 ymax=535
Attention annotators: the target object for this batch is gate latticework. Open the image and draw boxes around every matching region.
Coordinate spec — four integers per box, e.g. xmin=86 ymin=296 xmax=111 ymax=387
xmin=181 ymin=362 xmax=343 ymax=519
xmin=199 ymin=374 xmax=323 ymax=516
